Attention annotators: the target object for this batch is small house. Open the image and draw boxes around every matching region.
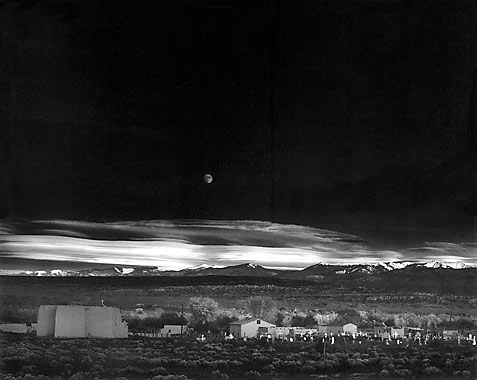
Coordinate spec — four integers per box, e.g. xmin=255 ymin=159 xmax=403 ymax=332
xmin=343 ymin=323 xmax=358 ymax=335
xmin=229 ymin=318 xmax=275 ymax=338
xmin=320 ymin=323 xmax=357 ymax=335
xmin=160 ymin=324 xmax=188 ymax=336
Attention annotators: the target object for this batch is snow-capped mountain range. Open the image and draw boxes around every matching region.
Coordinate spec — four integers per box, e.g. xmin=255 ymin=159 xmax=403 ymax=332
xmin=13 ymin=260 xmax=475 ymax=277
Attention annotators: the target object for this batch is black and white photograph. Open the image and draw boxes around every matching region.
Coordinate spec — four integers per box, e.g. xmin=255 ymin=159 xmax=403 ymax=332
xmin=1 ymin=0 xmax=476 ymax=379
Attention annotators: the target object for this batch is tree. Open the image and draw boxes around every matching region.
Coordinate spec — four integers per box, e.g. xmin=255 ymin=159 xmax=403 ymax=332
xmin=160 ymin=312 xmax=187 ymax=326
xmin=189 ymin=296 xmax=219 ymax=327
xmin=275 ymin=312 xmax=285 ymax=327
xmin=245 ymin=296 xmax=276 ymax=322
xmin=303 ymin=315 xmax=316 ymax=327
xmin=335 ymin=309 xmax=362 ymax=325
xmin=438 ymin=319 xmax=476 ymax=330
xmin=291 ymin=315 xmax=306 ymax=327
xmin=291 ymin=315 xmax=316 ymax=327
xmin=216 ymin=315 xmax=238 ymax=332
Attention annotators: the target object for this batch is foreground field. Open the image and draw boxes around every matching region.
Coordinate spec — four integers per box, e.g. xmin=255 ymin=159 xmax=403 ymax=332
xmin=1 ymin=333 xmax=476 ymax=380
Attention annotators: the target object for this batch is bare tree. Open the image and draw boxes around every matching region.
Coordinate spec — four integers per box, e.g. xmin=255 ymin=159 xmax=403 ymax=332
xmin=245 ymin=296 xmax=277 ymax=322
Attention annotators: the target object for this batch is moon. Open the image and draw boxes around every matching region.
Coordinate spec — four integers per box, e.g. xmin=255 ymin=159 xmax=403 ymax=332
xmin=203 ymin=174 xmax=213 ymax=184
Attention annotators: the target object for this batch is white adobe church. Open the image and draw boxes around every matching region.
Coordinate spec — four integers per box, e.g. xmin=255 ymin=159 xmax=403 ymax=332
xmin=37 ymin=305 xmax=128 ymax=338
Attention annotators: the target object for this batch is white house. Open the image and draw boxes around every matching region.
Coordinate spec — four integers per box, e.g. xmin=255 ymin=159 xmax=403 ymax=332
xmin=37 ymin=305 xmax=128 ymax=338
xmin=343 ymin=323 xmax=358 ymax=335
xmin=229 ymin=318 xmax=276 ymax=338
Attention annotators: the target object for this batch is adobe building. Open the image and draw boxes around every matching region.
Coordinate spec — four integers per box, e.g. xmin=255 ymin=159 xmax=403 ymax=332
xmin=37 ymin=305 xmax=128 ymax=338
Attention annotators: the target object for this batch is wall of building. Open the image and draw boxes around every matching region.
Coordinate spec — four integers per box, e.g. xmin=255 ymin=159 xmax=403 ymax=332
xmin=240 ymin=320 xmax=275 ymax=338
xmin=275 ymin=327 xmax=290 ymax=337
xmin=374 ymin=326 xmax=389 ymax=335
xmin=0 ymin=323 xmax=28 ymax=333
xmin=324 ymin=325 xmax=342 ymax=335
xmin=391 ymin=327 xmax=405 ymax=338
xmin=230 ymin=324 xmax=241 ymax=338
xmin=55 ymin=306 xmax=85 ymax=338
xmin=241 ymin=323 xmax=259 ymax=338
xmin=160 ymin=325 xmax=185 ymax=336
xmin=112 ymin=309 xmax=128 ymax=338
xmin=37 ymin=305 xmax=127 ymax=338
xmin=85 ymin=307 xmax=114 ymax=338
xmin=343 ymin=324 xmax=357 ymax=335
xmin=37 ymin=305 xmax=57 ymax=336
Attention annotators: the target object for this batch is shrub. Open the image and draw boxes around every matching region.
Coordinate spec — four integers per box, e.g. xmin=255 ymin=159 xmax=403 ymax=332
xmin=150 ymin=367 xmax=168 ymax=376
xmin=21 ymin=365 xmax=35 ymax=375
xmin=262 ymin=364 xmax=274 ymax=373
xmin=211 ymin=370 xmax=229 ymax=380
xmin=0 ymin=375 xmax=17 ymax=380
xmin=67 ymin=373 xmax=84 ymax=380
xmin=424 ymin=366 xmax=443 ymax=377
xmin=394 ymin=369 xmax=413 ymax=378
xmin=152 ymin=375 xmax=189 ymax=380
xmin=282 ymin=360 xmax=302 ymax=374
xmin=301 ymin=364 xmax=315 ymax=374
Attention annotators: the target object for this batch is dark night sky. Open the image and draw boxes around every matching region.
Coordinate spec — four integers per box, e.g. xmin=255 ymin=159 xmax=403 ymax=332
xmin=1 ymin=0 xmax=476 ymax=243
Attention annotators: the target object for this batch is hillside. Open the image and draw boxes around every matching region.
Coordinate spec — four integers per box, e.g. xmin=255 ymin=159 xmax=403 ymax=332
xmin=7 ymin=260 xmax=477 ymax=296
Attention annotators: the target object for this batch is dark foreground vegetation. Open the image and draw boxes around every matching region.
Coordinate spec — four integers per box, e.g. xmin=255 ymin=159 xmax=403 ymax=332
xmin=1 ymin=333 xmax=476 ymax=380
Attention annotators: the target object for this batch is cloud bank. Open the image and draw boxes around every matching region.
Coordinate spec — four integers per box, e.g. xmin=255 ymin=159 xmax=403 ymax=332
xmin=0 ymin=219 xmax=476 ymax=271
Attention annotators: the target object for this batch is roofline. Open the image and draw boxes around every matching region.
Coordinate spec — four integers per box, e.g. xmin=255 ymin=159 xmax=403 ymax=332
xmin=230 ymin=318 xmax=266 ymax=325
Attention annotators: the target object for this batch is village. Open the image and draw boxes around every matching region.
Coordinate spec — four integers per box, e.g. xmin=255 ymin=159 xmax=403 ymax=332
xmin=2 ymin=300 xmax=477 ymax=379
xmin=1 ymin=302 xmax=476 ymax=348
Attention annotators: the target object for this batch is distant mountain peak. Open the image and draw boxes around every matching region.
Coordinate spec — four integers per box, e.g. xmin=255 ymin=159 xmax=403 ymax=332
xmin=417 ymin=260 xmax=473 ymax=269
xmin=114 ymin=267 xmax=135 ymax=275
xmin=187 ymin=264 xmax=223 ymax=270
xmin=10 ymin=259 xmax=475 ymax=278
xmin=302 ymin=260 xmax=475 ymax=277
